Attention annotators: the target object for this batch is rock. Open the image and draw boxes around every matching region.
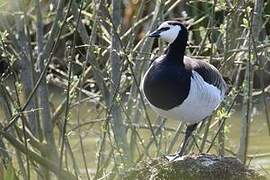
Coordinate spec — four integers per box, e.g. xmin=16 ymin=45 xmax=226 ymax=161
xmin=125 ymin=154 xmax=266 ymax=180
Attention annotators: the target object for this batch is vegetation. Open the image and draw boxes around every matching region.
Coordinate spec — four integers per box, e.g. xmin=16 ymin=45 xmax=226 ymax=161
xmin=0 ymin=0 xmax=269 ymax=179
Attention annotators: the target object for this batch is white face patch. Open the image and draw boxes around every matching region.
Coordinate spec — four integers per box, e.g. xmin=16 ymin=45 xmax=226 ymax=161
xmin=158 ymin=22 xmax=181 ymax=43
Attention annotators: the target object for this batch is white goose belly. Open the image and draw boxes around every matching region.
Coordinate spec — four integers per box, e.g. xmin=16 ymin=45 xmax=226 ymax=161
xmin=149 ymin=71 xmax=223 ymax=124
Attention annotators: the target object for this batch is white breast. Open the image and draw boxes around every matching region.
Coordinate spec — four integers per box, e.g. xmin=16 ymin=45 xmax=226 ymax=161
xmin=149 ymin=71 xmax=223 ymax=124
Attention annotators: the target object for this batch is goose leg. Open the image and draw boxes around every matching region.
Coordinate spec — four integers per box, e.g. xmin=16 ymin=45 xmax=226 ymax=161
xmin=165 ymin=123 xmax=198 ymax=161
xmin=177 ymin=123 xmax=198 ymax=156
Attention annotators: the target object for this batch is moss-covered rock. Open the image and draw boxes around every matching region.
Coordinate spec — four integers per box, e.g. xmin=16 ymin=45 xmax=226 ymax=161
xmin=125 ymin=154 xmax=266 ymax=180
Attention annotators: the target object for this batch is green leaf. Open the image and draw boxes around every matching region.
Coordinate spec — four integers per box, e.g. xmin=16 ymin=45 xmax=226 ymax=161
xmin=242 ymin=18 xmax=249 ymax=28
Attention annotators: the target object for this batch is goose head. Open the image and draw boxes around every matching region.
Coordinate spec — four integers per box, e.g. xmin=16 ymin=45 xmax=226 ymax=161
xmin=149 ymin=21 xmax=188 ymax=44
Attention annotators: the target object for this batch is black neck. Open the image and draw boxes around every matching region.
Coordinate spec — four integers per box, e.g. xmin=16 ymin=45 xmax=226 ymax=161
xmin=166 ymin=38 xmax=187 ymax=66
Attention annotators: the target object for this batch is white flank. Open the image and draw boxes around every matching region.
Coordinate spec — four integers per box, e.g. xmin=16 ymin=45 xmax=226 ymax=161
xmin=149 ymin=71 xmax=223 ymax=124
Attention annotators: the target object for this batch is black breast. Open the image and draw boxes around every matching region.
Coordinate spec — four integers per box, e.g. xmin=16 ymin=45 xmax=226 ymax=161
xmin=143 ymin=59 xmax=191 ymax=110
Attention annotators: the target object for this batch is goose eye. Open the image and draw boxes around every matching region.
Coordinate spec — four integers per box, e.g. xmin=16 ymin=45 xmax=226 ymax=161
xmin=158 ymin=27 xmax=170 ymax=32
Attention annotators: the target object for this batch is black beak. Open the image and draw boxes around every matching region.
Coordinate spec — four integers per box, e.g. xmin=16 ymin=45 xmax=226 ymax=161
xmin=148 ymin=30 xmax=160 ymax=38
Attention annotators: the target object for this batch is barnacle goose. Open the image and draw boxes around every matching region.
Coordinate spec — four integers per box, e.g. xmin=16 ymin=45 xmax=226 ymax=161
xmin=141 ymin=20 xmax=227 ymax=160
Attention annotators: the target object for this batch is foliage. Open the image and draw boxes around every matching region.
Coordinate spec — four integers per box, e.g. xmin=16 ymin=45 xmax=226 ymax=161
xmin=0 ymin=0 xmax=269 ymax=179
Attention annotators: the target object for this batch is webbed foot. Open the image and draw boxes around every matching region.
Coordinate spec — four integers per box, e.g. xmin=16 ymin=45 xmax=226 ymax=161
xmin=164 ymin=153 xmax=184 ymax=161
